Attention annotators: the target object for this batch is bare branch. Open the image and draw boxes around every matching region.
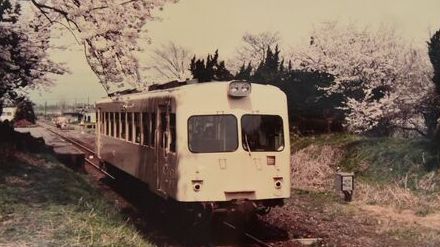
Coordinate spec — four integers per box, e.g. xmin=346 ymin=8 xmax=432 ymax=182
xmin=392 ymin=125 xmax=428 ymax=137
xmin=31 ymin=0 xmax=81 ymax=31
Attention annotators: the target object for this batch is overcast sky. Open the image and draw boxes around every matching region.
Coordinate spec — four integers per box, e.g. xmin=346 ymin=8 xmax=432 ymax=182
xmin=29 ymin=0 xmax=440 ymax=105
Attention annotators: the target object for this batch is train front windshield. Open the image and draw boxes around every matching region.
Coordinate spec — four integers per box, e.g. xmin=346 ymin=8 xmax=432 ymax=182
xmin=188 ymin=114 xmax=284 ymax=153
xmin=188 ymin=115 xmax=238 ymax=153
xmin=241 ymin=115 xmax=284 ymax=152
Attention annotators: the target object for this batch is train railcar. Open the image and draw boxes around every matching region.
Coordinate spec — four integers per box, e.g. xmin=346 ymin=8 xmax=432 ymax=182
xmin=95 ymin=80 xmax=290 ymax=216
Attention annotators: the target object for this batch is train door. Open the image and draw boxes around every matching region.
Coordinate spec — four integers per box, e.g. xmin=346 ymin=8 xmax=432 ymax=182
xmin=155 ymin=104 xmax=170 ymax=194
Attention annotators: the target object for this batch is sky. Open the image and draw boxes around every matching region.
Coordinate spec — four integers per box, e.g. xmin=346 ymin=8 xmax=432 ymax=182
xmin=28 ymin=0 xmax=440 ymax=105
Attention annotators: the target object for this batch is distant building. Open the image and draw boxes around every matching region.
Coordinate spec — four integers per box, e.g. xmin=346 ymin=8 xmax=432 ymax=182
xmin=82 ymin=111 xmax=96 ymax=123
xmin=61 ymin=112 xmax=82 ymax=123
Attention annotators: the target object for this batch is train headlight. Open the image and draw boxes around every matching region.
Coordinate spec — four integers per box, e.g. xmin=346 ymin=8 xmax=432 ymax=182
xmin=274 ymin=177 xmax=283 ymax=190
xmin=228 ymin=81 xmax=251 ymax=97
xmin=192 ymin=180 xmax=203 ymax=192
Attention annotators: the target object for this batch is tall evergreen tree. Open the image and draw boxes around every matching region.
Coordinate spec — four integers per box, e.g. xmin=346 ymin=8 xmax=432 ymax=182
xmin=234 ymin=62 xmax=253 ymax=80
xmin=14 ymin=98 xmax=36 ymax=124
xmin=425 ymin=29 xmax=440 ymax=138
xmin=231 ymin=44 xmax=344 ymax=133
xmin=189 ymin=50 xmax=233 ymax=82
xmin=252 ymin=45 xmax=284 ymax=84
xmin=428 ymin=30 xmax=440 ymax=94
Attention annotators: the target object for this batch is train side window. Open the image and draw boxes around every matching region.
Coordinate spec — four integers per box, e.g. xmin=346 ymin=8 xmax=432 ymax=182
xmin=151 ymin=112 xmax=156 ymax=147
xmin=127 ymin=112 xmax=133 ymax=142
xmin=103 ymin=112 xmax=107 ymax=135
xmin=134 ymin=113 xmax=141 ymax=144
xmin=142 ymin=113 xmax=150 ymax=146
xmin=96 ymin=112 xmax=104 ymax=134
xmin=121 ymin=112 xmax=126 ymax=139
xmin=103 ymin=112 xmax=105 ymax=135
xmin=105 ymin=112 xmax=109 ymax=136
xmin=160 ymin=112 xmax=167 ymax=148
xmin=110 ymin=112 xmax=114 ymax=137
xmin=170 ymin=113 xmax=176 ymax=152
xmin=115 ymin=113 xmax=120 ymax=138
xmin=96 ymin=112 xmax=99 ymax=132
xmin=101 ymin=112 xmax=104 ymax=135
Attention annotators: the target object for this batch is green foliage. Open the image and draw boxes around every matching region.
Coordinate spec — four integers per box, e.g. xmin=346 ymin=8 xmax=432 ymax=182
xmin=234 ymin=62 xmax=252 ymax=80
xmin=341 ymin=137 xmax=439 ymax=186
xmin=279 ymin=70 xmax=344 ymax=132
xmin=252 ymin=45 xmax=284 ymax=84
xmin=428 ymin=29 xmax=440 ymax=94
xmin=293 ymin=133 xmax=440 ymax=190
xmin=0 ymin=0 xmax=64 ymax=109
xmin=189 ymin=50 xmax=233 ymax=82
xmin=14 ymin=98 xmax=36 ymax=124
xmin=425 ymin=29 xmax=440 ymax=139
xmin=0 ymin=0 xmax=22 ymax=101
xmin=291 ymin=133 xmax=362 ymax=152
xmin=242 ymin=44 xmax=345 ymax=133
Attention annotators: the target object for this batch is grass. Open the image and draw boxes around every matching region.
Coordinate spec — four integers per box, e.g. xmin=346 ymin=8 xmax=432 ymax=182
xmin=291 ymin=132 xmax=440 ymax=212
xmin=292 ymin=133 xmax=440 ymax=190
xmin=0 ymin=145 xmax=154 ymax=247
xmin=290 ymin=132 xmax=363 ymax=152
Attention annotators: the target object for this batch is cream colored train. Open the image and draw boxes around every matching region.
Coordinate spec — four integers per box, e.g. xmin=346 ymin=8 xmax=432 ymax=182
xmin=96 ymin=80 xmax=290 ymax=215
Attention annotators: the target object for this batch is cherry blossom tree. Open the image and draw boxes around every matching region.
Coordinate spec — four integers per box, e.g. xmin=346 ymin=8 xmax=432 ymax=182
xmin=30 ymin=0 xmax=176 ymax=96
xmin=293 ymin=22 xmax=432 ymax=135
xmin=0 ymin=0 xmax=65 ymax=107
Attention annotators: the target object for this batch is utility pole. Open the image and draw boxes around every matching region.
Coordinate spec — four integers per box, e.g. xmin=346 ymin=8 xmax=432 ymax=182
xmin=44 ymin=101 xmax=47 ymax=119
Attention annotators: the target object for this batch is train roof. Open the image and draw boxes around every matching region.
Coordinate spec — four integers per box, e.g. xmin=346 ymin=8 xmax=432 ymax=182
xmin=95 ymin=81 xmax=285 ymax=105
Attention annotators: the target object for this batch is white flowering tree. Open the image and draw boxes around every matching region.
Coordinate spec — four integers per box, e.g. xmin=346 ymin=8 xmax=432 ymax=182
xmin=0 ymin=0 xmax=65 ymax=105
xmin=30 ymin=0 xmax=175 ymax=96
xmin=293 ymin=22 xmax=432 ymax=135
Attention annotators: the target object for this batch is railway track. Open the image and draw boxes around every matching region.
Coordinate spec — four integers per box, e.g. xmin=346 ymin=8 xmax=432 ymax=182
xmin=38 ymin=122 xmax=286 ymax=247
xmin=222 ymin=221 xmax=274 ymax=247
xmin=38 ymin=122 xmax=114 ymax=179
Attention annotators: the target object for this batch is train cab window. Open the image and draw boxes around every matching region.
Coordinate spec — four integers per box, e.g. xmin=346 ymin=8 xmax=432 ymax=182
xmin=241 ymin=115 xmax=284 ymax=152
xmin=115 ymin=113 xmax=120 ymax=138
xmin=127 ymin=112 xmax=133 ymax=142
xmin=134 ymin=113 xmax=141 ymax=144
xmin=121 ymin=112 xmax=126 ymax=139
xmin=188 ymin=115 xmax=238 ymax=153
xmin=110 ymin=112 xmax=114 ymax=137
xmin=170 ymin=113 xmax=176 ymax=152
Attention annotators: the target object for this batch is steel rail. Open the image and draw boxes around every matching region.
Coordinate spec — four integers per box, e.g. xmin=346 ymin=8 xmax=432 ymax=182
xmin=222 ymin=221 xmax=273 ymax=247
xmin=39 ymin=123 xmax=115 ymax=179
